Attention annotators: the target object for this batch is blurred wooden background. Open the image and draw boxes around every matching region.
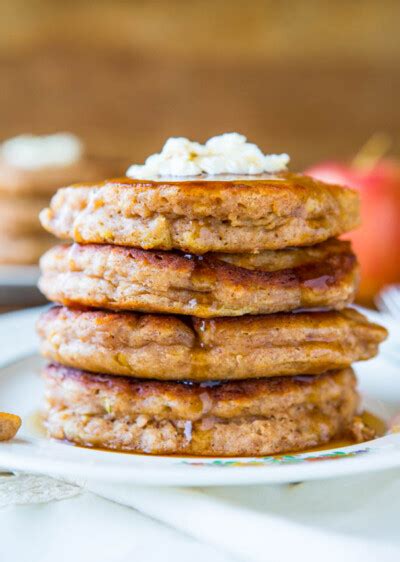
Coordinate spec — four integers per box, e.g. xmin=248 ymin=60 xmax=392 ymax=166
xmin=1 ymin=0 xmax=399 ymax=170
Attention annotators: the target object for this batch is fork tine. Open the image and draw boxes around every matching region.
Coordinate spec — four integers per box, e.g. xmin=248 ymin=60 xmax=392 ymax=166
xmin=376 ymin=285 xmax=400 ymax=319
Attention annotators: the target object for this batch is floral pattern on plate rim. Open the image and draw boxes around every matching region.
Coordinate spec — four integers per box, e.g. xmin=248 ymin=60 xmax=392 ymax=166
xmin=180 ymin=448 xmax=371 ymax=467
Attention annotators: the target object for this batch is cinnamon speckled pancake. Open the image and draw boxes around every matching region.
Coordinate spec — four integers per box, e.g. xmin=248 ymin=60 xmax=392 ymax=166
xmin=43 ymin=364 xmax=370 ymax=456
xmin=38 ymin=239 xmax=359 ymax=317
xmin=37 ymin=306 xmax=387 ymax=380
xmin=39 ymin=173 xmax=360 ymax=253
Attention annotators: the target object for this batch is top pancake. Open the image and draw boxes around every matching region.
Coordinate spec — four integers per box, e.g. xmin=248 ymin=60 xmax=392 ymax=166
xmin=40 ymin=173 xmax=360 ymax=253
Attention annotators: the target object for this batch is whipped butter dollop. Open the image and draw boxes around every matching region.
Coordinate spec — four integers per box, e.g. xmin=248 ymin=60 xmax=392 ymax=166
xmin=0 ymin=133 xmax=83 ymax=170
xmin=126 ymin=133 xmax=289 ymax=179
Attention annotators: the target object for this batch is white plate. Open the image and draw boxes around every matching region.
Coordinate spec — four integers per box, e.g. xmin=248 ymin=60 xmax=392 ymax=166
xmin=0 ymin=307 xmax=400 ymax=487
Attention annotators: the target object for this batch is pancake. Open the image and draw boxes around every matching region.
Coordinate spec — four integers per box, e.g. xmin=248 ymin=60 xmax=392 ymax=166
xmin=38 ymin=239 xmax=358 ymax=317
xmin=37 ymin=306 xmax=387 ymax=381
xmin=43 ymin=364 xmax=369 ymax=456
xmin=0 ymin=156 xmax=115 ymax=196
xmin=39 ymin=173 xmax=360 ymax=254
xmin=0 ymin=195 xmax=50 ymax=235
xmin=0 ymin=233 xmax=54 ymax=265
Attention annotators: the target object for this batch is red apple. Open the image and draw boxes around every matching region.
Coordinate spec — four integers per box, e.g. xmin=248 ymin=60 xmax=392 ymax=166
xmin=305 ymin=159 xmax=400 ymax=304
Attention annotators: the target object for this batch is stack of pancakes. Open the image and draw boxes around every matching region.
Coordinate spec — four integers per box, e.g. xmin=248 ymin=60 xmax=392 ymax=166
xmin=0 ymin=153 xmax=112 ymax=265
xmin=37 ymin=174 xmax=387 ymax=456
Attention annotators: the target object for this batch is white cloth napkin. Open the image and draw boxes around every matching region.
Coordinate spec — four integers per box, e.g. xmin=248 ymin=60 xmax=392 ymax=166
xmin=0 ymin=474 xmax=234 ymax=562
xmin=1 ymin=469 xmax=400 ymax=562
xmin=87 ymin=469 xmax=400 ymax=562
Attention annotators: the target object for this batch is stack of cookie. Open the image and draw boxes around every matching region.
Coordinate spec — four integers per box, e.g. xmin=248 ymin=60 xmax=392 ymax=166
xmin=0 ymin=133 xmax=114 ymax=265
xmin=37 ymin=139 xmax=387 ymax=456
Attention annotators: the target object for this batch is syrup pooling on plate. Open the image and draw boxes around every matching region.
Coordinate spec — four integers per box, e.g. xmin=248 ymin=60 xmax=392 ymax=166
xmin=298 ymin=410 xmax=386 ymax=454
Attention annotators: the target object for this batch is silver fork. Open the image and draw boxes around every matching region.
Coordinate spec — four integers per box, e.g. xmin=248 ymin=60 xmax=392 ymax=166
xmin=376 ymin=285 xmax=400 ymax=319
xmin=375 ymin=285 xmax=400 ymax=364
